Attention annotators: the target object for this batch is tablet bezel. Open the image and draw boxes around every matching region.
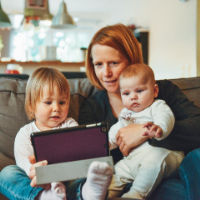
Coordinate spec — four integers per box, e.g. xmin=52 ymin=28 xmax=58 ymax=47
xmin=31 ymin=122 xmax=110 ymax=164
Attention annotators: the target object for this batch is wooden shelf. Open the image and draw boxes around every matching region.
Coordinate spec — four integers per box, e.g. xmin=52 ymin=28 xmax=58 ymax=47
xmin=0 ymin=60 xmax=85 ymax=66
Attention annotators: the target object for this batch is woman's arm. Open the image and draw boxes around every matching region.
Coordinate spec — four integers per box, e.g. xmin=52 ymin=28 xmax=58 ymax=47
xmin=152 ymin=80 xmax=200 ymax=154
xmin=116 ymin=123 xmax=149 ymax=156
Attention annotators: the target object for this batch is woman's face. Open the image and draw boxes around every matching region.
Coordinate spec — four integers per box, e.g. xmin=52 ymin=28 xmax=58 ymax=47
xmin=91 ymin=44 xmax=130 ymax=93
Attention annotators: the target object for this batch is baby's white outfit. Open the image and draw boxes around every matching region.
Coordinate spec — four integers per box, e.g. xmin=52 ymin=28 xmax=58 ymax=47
xmin=14 ymin=118 xmax=78 ymax=200
xmin=108 ymin=100 xmax=184 ymax=199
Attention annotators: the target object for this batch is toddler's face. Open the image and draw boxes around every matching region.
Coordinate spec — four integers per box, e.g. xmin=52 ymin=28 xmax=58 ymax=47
xmin=34 ymin=84 xmax=69 ymax=131
xmin=120 ymin=75 xmax=158 ymax=112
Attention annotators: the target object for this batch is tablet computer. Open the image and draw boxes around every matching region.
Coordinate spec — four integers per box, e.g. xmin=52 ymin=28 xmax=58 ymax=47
xmin=31 ymin=122 xmax=109 ymax=164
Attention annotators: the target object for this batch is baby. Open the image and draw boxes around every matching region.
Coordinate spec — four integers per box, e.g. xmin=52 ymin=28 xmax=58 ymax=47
xmin=108 ymin=63 xmax=184 ymax=199
xmin=14 ymin=67 xmax=113 ymax=200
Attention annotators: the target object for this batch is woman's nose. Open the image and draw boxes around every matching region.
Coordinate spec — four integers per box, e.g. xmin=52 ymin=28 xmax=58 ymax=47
xmin=103 ymin=65 xmax=111 ymax=77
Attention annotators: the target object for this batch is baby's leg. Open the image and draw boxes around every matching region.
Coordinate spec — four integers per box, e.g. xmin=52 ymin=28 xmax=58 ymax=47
xmin=108 ymin=160 xmax=133 ymax=198
xmin=82 ymin=161 xmax=113 ymax=200
xmin=123 ymin=148 xmax=180 ymax=199
xmin=108 ymin=174 xmax=127 ymax=198
xmin=36 ymin=182 xmax=67 ymax=200
xmin=122 ymin=189 xmax=143 ymax=199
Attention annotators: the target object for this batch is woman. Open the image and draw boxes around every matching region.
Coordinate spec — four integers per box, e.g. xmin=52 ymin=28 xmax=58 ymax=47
xmin=79 ymin=23 xmax=200 ymax=199
xmin=1 ymin=23 xmax=200 ymax=200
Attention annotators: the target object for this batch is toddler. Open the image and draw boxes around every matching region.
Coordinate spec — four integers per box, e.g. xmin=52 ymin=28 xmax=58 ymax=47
xmin=14 ymin=67 xmax=113 ymax=200
xmin=108 ymin=63 xmax=184 ymax=199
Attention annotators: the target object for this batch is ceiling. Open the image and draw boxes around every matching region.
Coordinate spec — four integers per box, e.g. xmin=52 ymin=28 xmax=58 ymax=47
xmin=1 ymin=0 xmax=149 ymax=29
xmin=1 ymin=0 xmax=123 ymax=20
xmin=1 ymin=0 xmax=125 ymax=28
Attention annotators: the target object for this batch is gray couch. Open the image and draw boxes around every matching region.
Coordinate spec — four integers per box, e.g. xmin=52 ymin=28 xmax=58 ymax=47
xmin=0 ymin=76 xmax=200 ymax=200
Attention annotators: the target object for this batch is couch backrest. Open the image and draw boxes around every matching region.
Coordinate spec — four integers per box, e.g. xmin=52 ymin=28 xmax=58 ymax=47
xmin=0 ymin=76 xmax=200 ymax=171
xmin=168 ymin=77 xmax=200 ymax=108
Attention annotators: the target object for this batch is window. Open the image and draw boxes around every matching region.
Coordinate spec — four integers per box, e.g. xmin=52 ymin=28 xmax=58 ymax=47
xmin=11 ymin=26 xmax=93 ymax=62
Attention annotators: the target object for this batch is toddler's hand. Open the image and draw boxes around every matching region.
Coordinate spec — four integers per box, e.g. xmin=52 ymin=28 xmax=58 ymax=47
xmin=143 ymin=122 xmax=163 ymax=138
xmin=28 ymin=155 xmax=36 ymax=164
xmin=28 ymin=155 xmax=50 ymax=190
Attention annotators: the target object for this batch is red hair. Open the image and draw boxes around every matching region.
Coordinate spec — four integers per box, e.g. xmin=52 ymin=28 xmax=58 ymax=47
xmin=86 ymin=23 xmax=143 ymax=90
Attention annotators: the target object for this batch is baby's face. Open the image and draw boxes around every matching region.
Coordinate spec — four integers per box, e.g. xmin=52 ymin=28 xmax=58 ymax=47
xmin=120 ymin=75 xmax=158 ymax=112
xmin=34 ymin=84 xmax=69 ymax=131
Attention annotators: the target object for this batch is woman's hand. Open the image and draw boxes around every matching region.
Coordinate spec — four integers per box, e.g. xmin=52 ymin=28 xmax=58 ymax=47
xmin=28 ymin=155 xmax=51 ymax=190
xmin=116 ymin=123 xmax=149 ymax=156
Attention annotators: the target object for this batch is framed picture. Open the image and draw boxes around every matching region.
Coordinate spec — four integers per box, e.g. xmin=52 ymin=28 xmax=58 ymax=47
xmin=27 ymin=0 xmax=47 ymax=10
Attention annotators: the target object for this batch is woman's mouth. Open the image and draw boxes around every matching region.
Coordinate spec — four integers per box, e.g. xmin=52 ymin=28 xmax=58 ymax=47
xmin=104 ymin=80 xmax=117 ymax=86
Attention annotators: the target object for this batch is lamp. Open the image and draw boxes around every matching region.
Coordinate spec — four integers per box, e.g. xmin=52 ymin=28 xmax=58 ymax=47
xmin=24 ymin=0 xmax=53 ymax=27
xmin=0 ymin=0 xmax=11 ymax=28
xmin=51 ymin=0 xmax=76 ymax=29
xmin=8 ymin=14 xmax=24 ymax=29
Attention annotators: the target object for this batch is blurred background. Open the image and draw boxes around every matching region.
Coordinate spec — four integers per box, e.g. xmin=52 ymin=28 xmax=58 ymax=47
xmin=0 ymin=0 xmax=198 ymax=79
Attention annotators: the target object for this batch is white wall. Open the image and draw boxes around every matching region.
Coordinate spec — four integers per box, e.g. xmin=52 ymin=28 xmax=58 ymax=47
xmin=148 ymin=0 xmax=196 ymax=80
xmin=89 ymin=0 xmax=197 ymax=80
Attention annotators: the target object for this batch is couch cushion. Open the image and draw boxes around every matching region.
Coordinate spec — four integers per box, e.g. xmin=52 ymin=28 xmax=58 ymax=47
xmin=0 ymin=77 xmax=98 ymax=171
xmin=169 ymin=77 xmax=200 ymax=108
xmin=0 ymin=78 xmax=30 ymax=170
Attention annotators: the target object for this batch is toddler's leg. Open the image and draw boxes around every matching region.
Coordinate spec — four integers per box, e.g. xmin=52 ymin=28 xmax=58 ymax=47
xmin=36 ymin=182 xmax=67 ymax=200
xmin=82 ymin=161 xmax=113 ymax=200
xmin=123 ymin=148 xmax=181 ymax=199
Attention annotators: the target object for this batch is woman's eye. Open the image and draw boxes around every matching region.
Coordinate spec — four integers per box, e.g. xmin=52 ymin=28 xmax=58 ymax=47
xmin=94 ymin=63 xmax=102 ymax=67
xmin=110 ymin=62 xmax=118 ymax=66
xmin=60 ymin=101 xmax=66 ymax=105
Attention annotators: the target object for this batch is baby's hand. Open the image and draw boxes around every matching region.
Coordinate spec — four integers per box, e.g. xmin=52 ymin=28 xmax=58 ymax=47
xmin=143 ymin=122 xmax=163 ymax=138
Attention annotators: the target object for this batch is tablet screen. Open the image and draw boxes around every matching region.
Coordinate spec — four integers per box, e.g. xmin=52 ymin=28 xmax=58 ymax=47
xmin=31 ymin=122 xmax=109 ymax=164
